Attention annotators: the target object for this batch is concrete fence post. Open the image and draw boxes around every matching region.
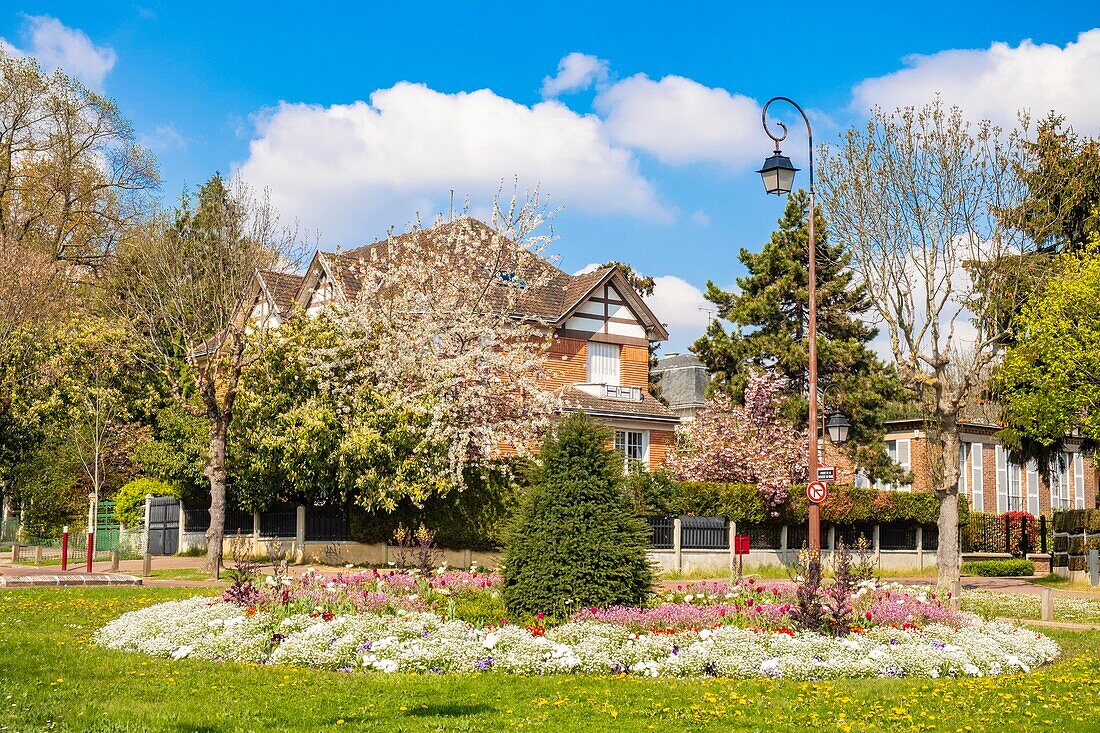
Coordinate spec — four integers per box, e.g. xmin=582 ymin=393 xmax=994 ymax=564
xmin=916 ymin=526 xmax=924 ymax=571
xmin=780 ymin=525 xmax=789 ymax=561
xmin=33 ymin=545 xmax=42 ymax=564
xmin=10 ymin=544 xmax=19 ymax=563
xmin=252 ymin=511 xmax=261 ymax=543
xmin=143 ymin=551 xmax=152 ymax=577
xmin=728 ymin=521 xmax=736 ymax=574
xmin=110 ymin=550 xmax=120 ymax=571
xmin=873 ymin=524 xmax=881 ymax=565
xmin=295 ymin=505 xmax=306 ymax=556
xmin=827 ymin=526 xmax=836 ymax=555
xmin=178 ymin=501 xmax=186 ymax=555
xmin=1041 ymin=587 xmax=1054 ymax=621
xmin=673 ymin=517 xmax=683 ymax=574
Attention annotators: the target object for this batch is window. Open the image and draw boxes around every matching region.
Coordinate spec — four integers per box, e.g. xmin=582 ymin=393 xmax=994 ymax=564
xmin=614 ymin=430 xmax=648 ymax=471
xmin=958 ymin=443 xmax=969 ymax=496
xmin=1074 ymin=453 xmax=1086 ymax=509
xmin=587 ymin=342 xmax=621 ymax=385
xmin=1007 ymin=458 xmax=1024 ymax=512
xmin=1050 ymin=454 xmax=1072 ymax=511
xmin=970 ymin=442 xmax=984 ymax=512
xmin=1026 ymin=460 xmax=1040 ymax=516
xmin=876 ymin=438 xmax=911 ymax=492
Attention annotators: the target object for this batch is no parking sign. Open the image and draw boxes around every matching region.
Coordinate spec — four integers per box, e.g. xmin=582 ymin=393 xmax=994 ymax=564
xmin=806 ymin=481 xmax=828 ymax=504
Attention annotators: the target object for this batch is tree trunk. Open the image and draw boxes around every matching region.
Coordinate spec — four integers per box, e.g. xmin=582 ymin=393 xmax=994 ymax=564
xmin=205 ymin=416 xmax=228 ymax=580
xmin=935 ymin=425 xmax=962 ymax=586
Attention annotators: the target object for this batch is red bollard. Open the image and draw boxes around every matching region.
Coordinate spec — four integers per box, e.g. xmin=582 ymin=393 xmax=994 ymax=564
xmin=61 ymin=526 xmax=69 ymax=571
xmin=86 ymin=530 xmax=94 ymax=573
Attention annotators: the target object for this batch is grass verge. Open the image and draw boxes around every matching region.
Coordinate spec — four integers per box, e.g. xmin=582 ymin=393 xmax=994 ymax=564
xmin=0 ymin=586 xmax=1097 ymax=732
xmin=1028 ymin=573 xmax=1100 ymax=593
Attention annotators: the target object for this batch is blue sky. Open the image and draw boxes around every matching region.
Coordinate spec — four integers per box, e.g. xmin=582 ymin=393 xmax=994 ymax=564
xmin=3 ymin=2 xmax=1099 ymax=351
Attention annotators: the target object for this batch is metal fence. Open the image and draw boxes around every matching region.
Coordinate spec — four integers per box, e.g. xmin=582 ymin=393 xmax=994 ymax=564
xmin=738 ymin=523 xmax=782 ymax=550
xmin=646 ymin=516 xmax=674 ymax=549
xmin=259 ymin=504 xmax=297 ymax=538
xmin=834 ymin=523 xmax=875 ymax=549
xmin=183 ymin=507 xmax=211 ymax=533
xmin=680 ymin=516 xmax=729 ymax=550
xmin=878 ymin=523 xmax=917 ymax=550
xmin=1 ymin=517 xmax=19 ymax=544
xmin=15 ymin=530 xmax=145 ymax=563
xmin=305 ymin=504 xmax=352 ymax=541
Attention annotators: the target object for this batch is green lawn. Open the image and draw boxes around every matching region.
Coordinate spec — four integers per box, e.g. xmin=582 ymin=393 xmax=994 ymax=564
xmin=0 ymin=587 xmax=1097 ymax=732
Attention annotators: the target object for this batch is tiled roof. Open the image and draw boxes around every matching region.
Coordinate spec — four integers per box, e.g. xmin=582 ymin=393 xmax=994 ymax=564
xmin=561 ymin=386 xmax=679 ymax=422
xmin=258 ymin=271 xmax=305 ymax=314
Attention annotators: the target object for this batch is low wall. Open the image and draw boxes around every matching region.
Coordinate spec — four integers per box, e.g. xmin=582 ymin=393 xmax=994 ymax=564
xmin=650 ymin=548 xmax=940 ymax=574
xmin=217 ymin=536 xmax=503 ymax=570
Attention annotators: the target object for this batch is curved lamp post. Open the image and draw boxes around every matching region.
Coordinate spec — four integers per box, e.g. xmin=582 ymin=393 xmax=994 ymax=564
xmin=757 ymin=97 xmax=822 ymax=552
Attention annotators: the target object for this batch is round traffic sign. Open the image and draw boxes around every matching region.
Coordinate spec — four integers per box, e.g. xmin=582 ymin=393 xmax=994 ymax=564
xmin=807 ymin=481 xmax=828 ymax=503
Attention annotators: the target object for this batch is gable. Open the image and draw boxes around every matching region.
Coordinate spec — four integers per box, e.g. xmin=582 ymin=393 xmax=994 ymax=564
xmin=563 ymin=281 xmax=649 ymax=342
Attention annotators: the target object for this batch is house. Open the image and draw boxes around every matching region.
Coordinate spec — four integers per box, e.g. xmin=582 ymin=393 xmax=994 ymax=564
xmin=235 ymin=217 xmax=679 ymax=470
xmin=859 ymin=419 xmax=1098 ymax=514
xmin=651 ymin=352 xmax=710 ymax=420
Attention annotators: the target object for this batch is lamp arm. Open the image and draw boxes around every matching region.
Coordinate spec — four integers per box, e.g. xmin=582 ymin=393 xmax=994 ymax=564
xmin=761 ymin=97 xmax=814 ymax=190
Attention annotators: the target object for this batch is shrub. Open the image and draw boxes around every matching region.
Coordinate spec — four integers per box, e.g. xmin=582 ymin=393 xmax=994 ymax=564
xmin=114 ymin=477 xmax=179 ymax=528
xmin=503 ymin=413 xmax=653 ymax=616
xmin=961 ymin=559 xmax=1035 ymax=577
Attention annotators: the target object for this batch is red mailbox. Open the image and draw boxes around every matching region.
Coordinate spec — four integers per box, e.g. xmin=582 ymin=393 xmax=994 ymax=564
xmin=734 ymin=534 xmax=750 ymax=555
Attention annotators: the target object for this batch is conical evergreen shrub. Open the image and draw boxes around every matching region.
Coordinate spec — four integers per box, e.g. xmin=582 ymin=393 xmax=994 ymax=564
xmin=503 ymin=412 xmax=653 ymax=616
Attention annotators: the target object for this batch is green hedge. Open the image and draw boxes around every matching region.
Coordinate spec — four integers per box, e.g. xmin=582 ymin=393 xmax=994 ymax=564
xmin=631 ymin=477 xmax=964 ymax=527
xmin=1053 ymin=509 xmax=1100 ymax=533
xmin=961 ymin=559 xmax=1035 ymax=577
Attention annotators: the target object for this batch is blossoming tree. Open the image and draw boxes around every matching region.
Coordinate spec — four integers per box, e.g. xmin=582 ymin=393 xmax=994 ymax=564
xmin=316 ymin=191 xmax=562 ymax=507
xmin=668 ymin=370 xmax=805 ymax=508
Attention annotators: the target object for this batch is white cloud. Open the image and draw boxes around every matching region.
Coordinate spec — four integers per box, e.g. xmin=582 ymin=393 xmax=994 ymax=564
xmin=541 ymin=52 xmax=609 ymax=97
xmin=139 ymin=124 xmax=187 ymax=151
xmin=690 ymin=210 xmax=712 ymax=227
xmin=644 ymin=275 xmax=711 ymax=352
xmin=0 ymin=15 xmax=116 ymax=89
xmin=236 ymin=82 xmax=668 ymax=244
xmin=572 ymin=262 xmax=601 ymax=276
xmin=595 ymin=74 xmax=761 ymax=167
xmin=852 ymin=29 xmax=1100 ymax=130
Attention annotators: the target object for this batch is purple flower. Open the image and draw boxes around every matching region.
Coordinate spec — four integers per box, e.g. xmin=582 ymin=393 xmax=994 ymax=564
xmin=475 ymin=656 xmax=493 ymax=672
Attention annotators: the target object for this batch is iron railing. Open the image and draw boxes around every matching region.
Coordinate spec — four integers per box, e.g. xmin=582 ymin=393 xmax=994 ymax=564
xmin=879 ymin=523 xmax=917 ymax=551
xmin=259 ymin=504 xmax=298 ymax=538
xmin=646 ymin=516 xmax=674 ymax=549
xmin=680 ymin=516 xmax=729 ymax=549
xmin=737 ymin=523 xmax=782 ymax=550
xmin=306 ymin=504 xmax=352 ymax=541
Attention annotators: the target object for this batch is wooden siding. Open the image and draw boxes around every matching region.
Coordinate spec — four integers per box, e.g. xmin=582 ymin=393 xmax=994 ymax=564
xmin=621 ymin=345 xmax=649 ymax=389
xmin=543 ymin=337 xmax=588 ymax=389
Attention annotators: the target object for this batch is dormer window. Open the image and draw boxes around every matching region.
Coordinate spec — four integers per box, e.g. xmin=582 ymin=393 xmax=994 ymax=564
xmin=587 ymin=342 xmax=620 ymax=385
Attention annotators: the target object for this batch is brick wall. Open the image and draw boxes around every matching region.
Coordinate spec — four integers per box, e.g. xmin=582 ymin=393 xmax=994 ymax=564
xmin=648 ymin=429 xmax=675 ymax=468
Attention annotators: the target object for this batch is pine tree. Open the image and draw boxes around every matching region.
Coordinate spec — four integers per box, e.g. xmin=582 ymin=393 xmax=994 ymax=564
xmin=503 ymin=413 xmax=653 ymax=617
xmin=691 ymin=190 xmax=906 ymax=480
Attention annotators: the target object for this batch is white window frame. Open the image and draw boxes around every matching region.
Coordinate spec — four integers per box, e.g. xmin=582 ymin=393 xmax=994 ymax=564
xmin=877 ymin=438 xmax=911 ymax=492
xmin=958 ymin=443 xmax=969 ymax=497
xmin=587 ymin=342 xmax=621 ymax=386
xmin=614 ymin=429 xmax=649 ymax=472
xmin=1026 ymin=460 xmax=1040 ymax=516
xmin=1074 ymin=453 xmax=1086 ymax=509
xmin=1007 ymin=457 xmax=1024 ymax=512
xmin=971 ymin=442 xmax=984 ymax=512
xmin=995 ymin=445 xmax=1008 ymax=513
xmin=1050 ymin=453 xmax=1073 ymax=511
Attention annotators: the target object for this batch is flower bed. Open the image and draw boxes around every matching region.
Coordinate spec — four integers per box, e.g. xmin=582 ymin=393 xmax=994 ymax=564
xmin=94 ymin=571 xmax=1060 ymax=680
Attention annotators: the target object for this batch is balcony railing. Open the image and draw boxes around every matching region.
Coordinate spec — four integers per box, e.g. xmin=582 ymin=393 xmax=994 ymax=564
xmin=575 ymin=382 xmax=644 ymax=401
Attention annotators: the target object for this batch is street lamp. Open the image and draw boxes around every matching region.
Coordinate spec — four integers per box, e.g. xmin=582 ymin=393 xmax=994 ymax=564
xmin=824 ymin=411 xmax=851 ymax=444
xmin=758 ymin=96 xmax=822 ymax=551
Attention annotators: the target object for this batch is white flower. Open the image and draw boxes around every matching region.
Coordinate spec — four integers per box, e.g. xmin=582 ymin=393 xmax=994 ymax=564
xmin=483 ymin=633 xmax=500 ymax=649
xmin=171 ymin=645 xmax=193 ymax=660
xmin=760 ymin=658 xmax=781 ymax=677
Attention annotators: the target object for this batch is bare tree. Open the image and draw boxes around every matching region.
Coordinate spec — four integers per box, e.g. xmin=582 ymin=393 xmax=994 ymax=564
xmin=819 ymin=100 xmax=1038 ymax=585
xmin=111 ymin=175 xmax=299 ymax=578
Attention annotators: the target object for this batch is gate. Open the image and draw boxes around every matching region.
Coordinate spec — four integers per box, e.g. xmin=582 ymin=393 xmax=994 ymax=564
xmin=95 ymin=500 xmax=121 ymax=552
xmin=148 ymin=496 xmax=180 ymax=555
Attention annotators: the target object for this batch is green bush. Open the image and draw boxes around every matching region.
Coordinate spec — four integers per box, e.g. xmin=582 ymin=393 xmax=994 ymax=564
xmin=961 ymin=559 xmax=1035 ymax=577
xmin=350 ymin=463 xmax=522 ymax=550
xmin=503 ymin=413 xmax=653 ymax=616
xmin=114 ymin=478 xmax=179 ymax=528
